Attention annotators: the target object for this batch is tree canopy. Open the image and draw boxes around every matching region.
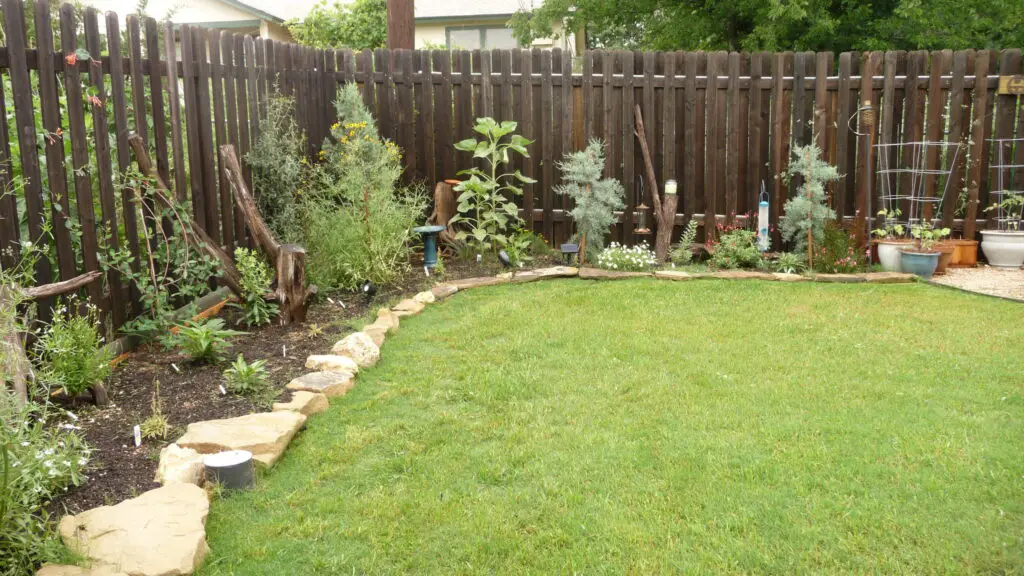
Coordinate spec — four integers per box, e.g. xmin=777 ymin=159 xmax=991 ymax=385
xmin=508 ymin=0 xmax=1024 ymax=52
xmin=286 ymin=0 xmax=386 ymax=50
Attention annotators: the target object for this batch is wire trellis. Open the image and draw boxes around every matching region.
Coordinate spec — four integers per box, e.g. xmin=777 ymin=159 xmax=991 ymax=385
xmin=874 ymin=140 xmax=962 ymax=231
xmin=988 ymin=138 xmax=1024 ymax=231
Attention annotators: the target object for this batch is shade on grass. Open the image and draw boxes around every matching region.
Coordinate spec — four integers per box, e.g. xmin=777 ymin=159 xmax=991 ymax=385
xmin=199 ymin=280 xmax=1023 ymax=574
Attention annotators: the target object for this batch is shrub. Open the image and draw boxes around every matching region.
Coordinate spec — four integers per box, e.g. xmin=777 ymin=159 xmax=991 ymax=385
xmin=245 ymin=93 xmax=305 ymax=243
xmin=232 ymin=248 xmax=278 ymax=327
xmin=595 ymin=242 xmax=657 ymax=272
xmin=32 ymin=301 xmax=112 ymax=398
xmin=813 ymin=221 xmax=867 ymax=273
xmin=169 ymin=318 xmax=246 ymax=363
xmin=778 ymin=144 xmax=839 ymax=254
xmin=0 ymin=394 xmax=90 ymax=574
xmin=554 ymin=139 xmax=625 ymax=255
xmin=709 ymin=229 xmax=763 ymax=269
xmin=451 ymin=118 xmax=535 ymax=250
xmin=303 ymin=84 xmax=427 ymax=290
xmin=669 ymin=219 xmax=700 ymax=265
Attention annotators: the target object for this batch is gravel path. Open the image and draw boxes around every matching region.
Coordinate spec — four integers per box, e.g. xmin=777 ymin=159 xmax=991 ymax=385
xmin=932 ymin=266 xmax=1024 ymax=301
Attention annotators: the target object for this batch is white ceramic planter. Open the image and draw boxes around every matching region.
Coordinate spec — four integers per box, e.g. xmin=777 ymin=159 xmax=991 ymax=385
xmin=980 ymin=230 xmax=1024 ymax=268
xmin=876 ymin=241 xmax=908 ymax=272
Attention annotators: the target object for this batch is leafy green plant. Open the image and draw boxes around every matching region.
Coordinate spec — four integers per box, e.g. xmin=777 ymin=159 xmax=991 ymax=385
xmin=503 ymin=229 xmax=550 ymax=267
xmin=169 ymin=318 xmax=245 ymax=363
xmin=0 ymin=395 xmax=90 ymax=573
xmin=223 ymin=354 xmax=270 ymax=396
xmin=669 ymin=219 xmax=700 ymax=265
xmin=32 ymin=300 xmax=112 ymax=399
xmin=774 ymin=252 xmax=807 ymax=274
xmin=303 ymin=84 xmax=427 ymax=290
xmin=245 ymin=93 xmax=306 ymax=243
xmin=451 ymin=118 xmax=536 ymax=250
xmin=231 ymin=248 xmax=278 ymax=327
xmin=908 ymin=221 xmax=951 ymax=252
xmin=594 ymin=242 xmax=657 ymax=271
xmin=710 ymin=229 xmax=763 ymax=269
xmin=140 ymin=380 xmax=170 ymax=441
xmin=871 ymin=208 xmax=906 ymax=239
xmin=554 ymin=139 xmax=625 ymax=256
xmin=778 ymin=144 xmax=840 ymax=255
xmin=286 ymin=0 xmax=386 ymax=50
xmin=984 ymin=191 xmax=1024 ymax=230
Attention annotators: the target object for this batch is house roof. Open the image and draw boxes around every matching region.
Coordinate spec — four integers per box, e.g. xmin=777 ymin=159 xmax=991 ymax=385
xmin=217 ymin=0 xmax=285 ymax=23
xmin=415 ymin=0 xmax=543 ymax=21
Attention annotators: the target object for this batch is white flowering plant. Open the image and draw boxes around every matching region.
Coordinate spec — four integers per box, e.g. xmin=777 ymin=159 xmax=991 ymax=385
xmin=594 ymin=242 xmax=658 ymax=272
xmin=33 ymin=299 xmax=113 ymax=398
xmin=1 ymin=394 xmax=90 ymax=572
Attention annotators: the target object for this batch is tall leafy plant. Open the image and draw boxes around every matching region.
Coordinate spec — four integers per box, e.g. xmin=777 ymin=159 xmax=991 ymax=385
xmin=778 ymin=144 xmax=839 ymax=260
xmin=245 ymin=93 xmax=306 ymax=243
xmin=303 ymin=84 xmax=426 ymax=290
xmin=554 ymin=139 xmax=625 ymax=257
xmin=452 ymin=118 xmax=536 ymax=250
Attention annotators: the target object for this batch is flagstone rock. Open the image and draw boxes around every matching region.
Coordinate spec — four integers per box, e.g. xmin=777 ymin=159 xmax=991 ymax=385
xmin=772 ymin=272 xmax=810 ymax=282
xmin=579 ymin=267 xmax=652 ymax=280
xmin=430 ymin=283 xmax=459 ymax=300
xmin=511 ymin=266 xmax=579 ymax=283
xmin=412 ymin=290 xmax=436 ymax=304
xmin=654 ymin=270 xmax=698 ymax=281
xmin=362 ymin=323 xmax=387 ymax=347
xmin=709 ymin=270 xmax=777 ymax=280
xmin=814 ymin=273 xmax=866 ymax=283
xmin=375 ymin=308 xmax=400 ymax=332
xmin=285 ymin=370 xmax=355 ymax=397
xmin=330 ymin=332 xmax=380 ymax=367
xmin=154 ymin=444 xmax=205 ymax=486
xmin=446 ymin=276 xmax=509 ymax=290
xmin=392 ymin=299 xmax=425 ymax=317
xmin=272 ymin=391 xmax=329 ymax=416
xmin=861 ymin=271 xmax=916 ymax=283
xmin=176 ymin=411 xmax=307 ymax=468
xmin=37 ymin=564 xmax=128 ymax=576
xmin=57 ymin=483 xmax=209 ymax=576
xmin=304 ymin=354 xmax=359 ymax=373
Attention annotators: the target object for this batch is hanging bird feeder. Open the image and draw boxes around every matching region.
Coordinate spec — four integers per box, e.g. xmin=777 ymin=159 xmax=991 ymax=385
xmin=635 ymin=176 xmax=652 ymax=236
xmin=757 ymin=181 xmax=770 ymax=252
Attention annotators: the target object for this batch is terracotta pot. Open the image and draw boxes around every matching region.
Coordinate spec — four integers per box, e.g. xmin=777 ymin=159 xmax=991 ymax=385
xmin=934 ymin=241 xmax=956 ymax=275
xmin=948 ymin=239 xmax=979 ymax=267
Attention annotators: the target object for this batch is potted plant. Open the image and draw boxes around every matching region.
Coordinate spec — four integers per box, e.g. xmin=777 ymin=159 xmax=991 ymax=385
xmin=900 ymin=221 xmax=951 ymax=279
xmin=980 ymin=192 xmax=1024 ymax=268
xmin=871 ymin=208 xmax=909 ymax=272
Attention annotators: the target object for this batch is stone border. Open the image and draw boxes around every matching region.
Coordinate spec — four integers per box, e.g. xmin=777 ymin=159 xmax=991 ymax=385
xmin=44 ymin=264 xmax=922 ymax=575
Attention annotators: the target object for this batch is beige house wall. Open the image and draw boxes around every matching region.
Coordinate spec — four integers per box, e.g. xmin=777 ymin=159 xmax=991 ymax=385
xmin=415 ymin=19 xmax=568 ymax=51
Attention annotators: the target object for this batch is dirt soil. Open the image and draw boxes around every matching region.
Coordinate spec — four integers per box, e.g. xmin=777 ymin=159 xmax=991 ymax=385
xmin=49 ymin=255 xmax=557 ymax=515
xmin=932 ymin=266 xmax=1024 ymax=301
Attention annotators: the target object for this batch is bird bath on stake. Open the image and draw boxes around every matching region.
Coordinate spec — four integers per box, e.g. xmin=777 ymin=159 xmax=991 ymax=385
xmin=413 ymin=225 xmax=446 ymax=268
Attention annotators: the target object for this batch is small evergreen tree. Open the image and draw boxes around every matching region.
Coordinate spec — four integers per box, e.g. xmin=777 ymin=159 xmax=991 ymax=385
xmin=778 ymin=144 xmax=839 ymax=256
xmin=554 ymin=139 xmax=625 ymax=256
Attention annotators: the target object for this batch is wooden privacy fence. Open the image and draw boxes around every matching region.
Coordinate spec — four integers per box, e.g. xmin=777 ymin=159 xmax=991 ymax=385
xmin=0 ymin=0 xmax=1022 ymax=329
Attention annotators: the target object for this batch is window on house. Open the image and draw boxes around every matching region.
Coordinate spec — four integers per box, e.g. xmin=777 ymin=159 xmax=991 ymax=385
xmin=446 ymin=26 xmax=519 ymax=50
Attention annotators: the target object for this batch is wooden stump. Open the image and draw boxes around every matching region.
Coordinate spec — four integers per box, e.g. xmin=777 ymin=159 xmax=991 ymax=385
xmin=275 ymin=245 xmax=309 ymax=325
xmin=427 ymin=181 xmax=457 ymax=245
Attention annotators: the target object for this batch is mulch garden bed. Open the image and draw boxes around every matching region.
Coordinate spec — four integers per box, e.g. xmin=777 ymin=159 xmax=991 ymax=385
xmin=48 ymin=254 xmax=559 ymax=516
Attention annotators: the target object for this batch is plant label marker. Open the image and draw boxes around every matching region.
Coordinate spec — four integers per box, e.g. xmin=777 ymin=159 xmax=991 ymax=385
xmin=133 ymin=425 xmax=141 ymax=447
xmin=171 ymin=363 xmax=180 ymax=374
xmin=476 ymin=254 xmax=482 ymax=263
xmin=282 ymin=345 xmax=287 ymax=358
xmin=424 ymin=265 xmax=430 ymax=277
xmin=219 ymin=385 xmax=227 ymax=396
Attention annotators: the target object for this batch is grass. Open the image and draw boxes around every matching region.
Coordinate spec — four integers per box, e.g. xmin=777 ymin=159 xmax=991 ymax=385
xmin=200 ymin=279 xmax=1024 ymax=574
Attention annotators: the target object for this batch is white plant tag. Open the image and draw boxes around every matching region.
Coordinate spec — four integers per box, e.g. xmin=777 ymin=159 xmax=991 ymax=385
xmin=282 ymin=345 xmax=287 ymax=357
xmin=424 ymin=265 xmax=430 ymax=277
xmin=219 ymin=385 xmax=227 ymax=396
xmin=171 ymin=363 xmax=180 ymax=373
xmin=133 ymin=425 xmax=141 ymax=447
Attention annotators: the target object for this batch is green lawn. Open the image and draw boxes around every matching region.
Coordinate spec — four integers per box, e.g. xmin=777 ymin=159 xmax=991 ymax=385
xmin=200 ymin=280 xmax=1024 ymax=574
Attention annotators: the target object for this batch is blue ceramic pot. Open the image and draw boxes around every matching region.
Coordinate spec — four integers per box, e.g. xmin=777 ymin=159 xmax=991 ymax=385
xmin=900 ymin=250 xmax=939 ymax=279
